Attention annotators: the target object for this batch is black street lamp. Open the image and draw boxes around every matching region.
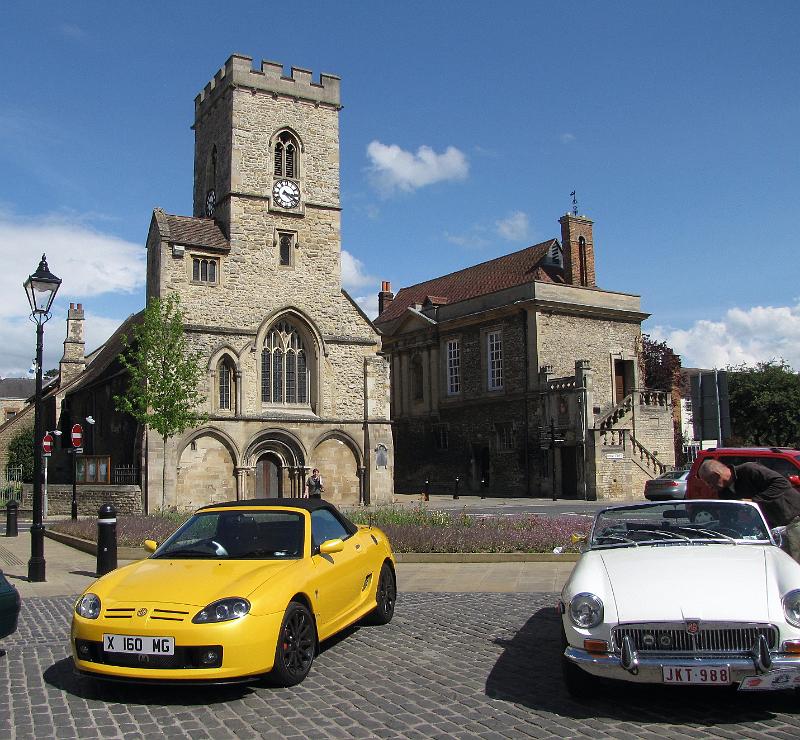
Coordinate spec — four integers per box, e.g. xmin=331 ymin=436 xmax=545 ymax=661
xmin=23 ymin=254 xmax=61 ymax=582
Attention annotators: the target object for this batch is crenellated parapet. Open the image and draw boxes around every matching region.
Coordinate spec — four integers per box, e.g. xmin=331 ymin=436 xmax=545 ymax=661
xmin=195 ymin=53 xmax=341 ymax=119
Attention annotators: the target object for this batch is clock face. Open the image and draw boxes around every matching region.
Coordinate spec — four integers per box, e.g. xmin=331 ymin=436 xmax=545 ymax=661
xmin=273 ymin=179 xmax=301 ymax=209
xmin=205 ymin=189 xmax=216 ymax=217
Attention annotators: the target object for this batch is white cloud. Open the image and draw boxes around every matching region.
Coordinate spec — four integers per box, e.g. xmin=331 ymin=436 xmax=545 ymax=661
xmin=496 ymin=211 xmax=529 ymax=241
xmin=560 ymin=132 xmax=576 ymax=144
xmin=351 ymin=293 xmax=380 ymax=319
xmin=341 ymin=249 xmax=376 ymax=291
xmin=651 ymin=301 xmax=800 ymax=370
xmin=0 ymin=212 xmax=145 ymax=376
xmin=366 ymin=140 xmax=468 ymax=195
xmin=444 ymin=229 xmax=490 ymax=249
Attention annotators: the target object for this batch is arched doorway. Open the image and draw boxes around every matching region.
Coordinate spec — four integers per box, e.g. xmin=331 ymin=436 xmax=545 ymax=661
xmin=255 ymin=452 xmax=282 ymax=498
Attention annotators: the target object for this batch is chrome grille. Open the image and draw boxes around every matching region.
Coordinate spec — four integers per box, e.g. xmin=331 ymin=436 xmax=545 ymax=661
xmin=612 ymin=622 xmax=778 ymax=655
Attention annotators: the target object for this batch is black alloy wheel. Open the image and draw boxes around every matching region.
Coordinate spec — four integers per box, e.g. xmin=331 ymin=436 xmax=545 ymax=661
xmin=269 ymin=602 xmax=316 ymax=686
xmin=365 ymin=562 xmax=396 ymax=625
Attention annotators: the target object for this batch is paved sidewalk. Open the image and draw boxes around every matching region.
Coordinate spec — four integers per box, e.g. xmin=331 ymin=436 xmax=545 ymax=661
xmin=1 ymin=530 xmax=575 ymax=598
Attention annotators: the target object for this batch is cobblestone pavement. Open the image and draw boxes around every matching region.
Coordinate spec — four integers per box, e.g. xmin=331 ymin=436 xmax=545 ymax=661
xmin=2 ymin=593 xmax=800 ymax=739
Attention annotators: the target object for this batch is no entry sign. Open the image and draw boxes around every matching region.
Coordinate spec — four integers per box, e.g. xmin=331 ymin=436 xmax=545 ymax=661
xmin=42 ymin=433 xmax=53 ymax=456
xmin=71 ymin=423 xmax=83 ymax=449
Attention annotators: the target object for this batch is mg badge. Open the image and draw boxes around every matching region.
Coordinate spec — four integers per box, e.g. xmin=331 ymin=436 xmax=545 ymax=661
xmin=137 ymin=608 xmax=148 ymax=617
xmin=686 ymin=620 xmax=700 ymax=634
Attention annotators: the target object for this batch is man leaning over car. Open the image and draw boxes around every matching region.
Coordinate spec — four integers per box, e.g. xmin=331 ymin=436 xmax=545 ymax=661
xmin=698 ymin=459 xmax=800 ymax=563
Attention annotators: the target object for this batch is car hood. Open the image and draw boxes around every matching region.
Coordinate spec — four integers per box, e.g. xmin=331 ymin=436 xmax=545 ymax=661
xmin=92 ymin=558 xmax=296 ymax=607
xmin=600 ymin=545 xmax=768 ymax=623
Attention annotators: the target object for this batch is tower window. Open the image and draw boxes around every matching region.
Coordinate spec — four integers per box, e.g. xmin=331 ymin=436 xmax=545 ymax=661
xmin=273 ymin=131 xmax=299 ymax=179
xmin=579 ymin=236 xmax=588 ymax=286
xmin=217 ymin=357 xmax=235 ymax=412
xmin=192 ymin=257 xmax=218 ymax=284
xmin=487 ymin=330 xmax=503 ymax=390
xmin=261 ymin=321 xmax=310 ymax=406
xmin=277 ymin=231 xmax=295 ymax=267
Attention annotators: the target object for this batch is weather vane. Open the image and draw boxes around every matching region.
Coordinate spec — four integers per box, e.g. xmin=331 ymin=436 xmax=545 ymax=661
xmin=570 ymin=191 xmax=578 ymax=216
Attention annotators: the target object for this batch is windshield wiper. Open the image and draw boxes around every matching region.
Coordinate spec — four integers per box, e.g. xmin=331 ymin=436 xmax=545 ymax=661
xmin=632 ymin=528 xmax=692 ymax=543
xmin=668 ymin=525 xmax=738 ymax=544
xmin=593 ymin=534 xmax=639 ymax=548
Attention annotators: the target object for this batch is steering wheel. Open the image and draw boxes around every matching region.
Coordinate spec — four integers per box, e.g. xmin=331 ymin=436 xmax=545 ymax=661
xmin=210 ymin=539 xmax=228 ymax=557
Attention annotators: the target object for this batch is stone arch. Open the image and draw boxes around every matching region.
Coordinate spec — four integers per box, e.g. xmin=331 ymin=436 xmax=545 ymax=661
xmin=176 ymin=426 xmax=240 ymax=510
xmin=254 ymin=306 xmax=327 ymax=358
xmin=310 ymin=430 xmax=363 ymax=507
xmin=244 ymin=428 xmax=308 ymax=499
xmin=207 ymin=345 xmax=241 ymax=415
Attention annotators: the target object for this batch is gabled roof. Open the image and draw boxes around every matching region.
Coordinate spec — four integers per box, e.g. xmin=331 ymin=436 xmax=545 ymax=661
xmin=63 ymin=311 xmax=145 ymax=396
xmin=153 ymin=209 xmax=229 ymax=252
xmin=375 ymin=239 xmax=561 ymax=325
xmin=0 ymin=378 xmax=35 ymax=399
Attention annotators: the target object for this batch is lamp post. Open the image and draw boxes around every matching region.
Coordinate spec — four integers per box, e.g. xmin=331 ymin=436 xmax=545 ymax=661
xmin=24 ymin=254 xmax=61 ymax=582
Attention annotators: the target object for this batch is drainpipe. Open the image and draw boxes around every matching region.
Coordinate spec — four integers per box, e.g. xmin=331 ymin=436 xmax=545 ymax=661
xmin=522 ymin=310 xmax=530 ymax=497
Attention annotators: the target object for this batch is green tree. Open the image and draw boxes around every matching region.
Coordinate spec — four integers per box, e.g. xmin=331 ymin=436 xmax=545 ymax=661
xmin=727 ymin=360 xmax=800 ymax=448
xmin=7 ymin=424 xmax=34 ymax=482
xmin=114 ymin=294 xmax=206 ymax=509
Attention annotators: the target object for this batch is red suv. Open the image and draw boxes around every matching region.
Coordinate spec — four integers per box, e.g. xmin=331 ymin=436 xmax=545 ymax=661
xmin=686 ymin=447 xmax=800 ymax=499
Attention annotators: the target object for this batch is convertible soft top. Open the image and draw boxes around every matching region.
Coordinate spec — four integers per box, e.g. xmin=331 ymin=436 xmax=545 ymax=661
xmin=198 ymin=498 xmax=335 ymax=513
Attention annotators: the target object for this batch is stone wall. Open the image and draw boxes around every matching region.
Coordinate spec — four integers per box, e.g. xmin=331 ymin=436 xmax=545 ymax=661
xmin=19 ymin=484 xmax=143 ymax=515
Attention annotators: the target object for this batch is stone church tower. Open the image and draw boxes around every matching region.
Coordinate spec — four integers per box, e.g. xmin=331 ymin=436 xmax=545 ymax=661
xmin=144 ymin=54 xmax=392 ymax=510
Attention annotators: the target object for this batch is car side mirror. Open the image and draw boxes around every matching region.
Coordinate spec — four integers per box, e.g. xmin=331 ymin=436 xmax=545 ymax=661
xmin=143 ymin=539 xmax=158 ymax=553
xmin=319 ymin=538 xmax=344 ymax=555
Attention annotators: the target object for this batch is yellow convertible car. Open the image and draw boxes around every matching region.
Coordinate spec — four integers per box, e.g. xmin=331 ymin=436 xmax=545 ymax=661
xmin=71 ymin=499 xmax=396 ymax=685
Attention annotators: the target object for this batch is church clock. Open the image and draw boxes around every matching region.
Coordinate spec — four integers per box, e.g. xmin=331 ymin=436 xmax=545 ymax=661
xmin=272 ymin=179 xmax=300 ymax=209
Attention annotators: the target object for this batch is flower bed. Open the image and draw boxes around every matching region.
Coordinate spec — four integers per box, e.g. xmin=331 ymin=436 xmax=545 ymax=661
xmin=49 ymin=505 xmax=591 ymax=553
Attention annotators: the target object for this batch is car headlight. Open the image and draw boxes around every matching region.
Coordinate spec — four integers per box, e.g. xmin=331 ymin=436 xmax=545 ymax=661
xmin=192 ymin=598 xmax=250 ymax=624
xmin=75 ymin=593 xmax=101 ymax=619
xmin=783 ymin=589 xmax=800 ymax=627
xmin=569 ymin=592 xmax=604 ymax=629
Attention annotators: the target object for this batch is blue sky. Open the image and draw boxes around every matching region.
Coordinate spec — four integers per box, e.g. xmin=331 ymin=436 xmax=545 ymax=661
xmin=1 ymin=1 xmax=799 ymax=376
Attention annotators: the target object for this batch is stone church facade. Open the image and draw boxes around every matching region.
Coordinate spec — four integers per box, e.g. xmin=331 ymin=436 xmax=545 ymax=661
xmin=142 ymin=54 xmax=393 ymax=510
xmin=376 ymin=213 xmax=675 ymax=500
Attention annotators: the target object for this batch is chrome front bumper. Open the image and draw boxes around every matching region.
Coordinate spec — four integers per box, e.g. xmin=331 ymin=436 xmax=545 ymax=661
xmin=565 ymin=646 xmax=800 ymax=684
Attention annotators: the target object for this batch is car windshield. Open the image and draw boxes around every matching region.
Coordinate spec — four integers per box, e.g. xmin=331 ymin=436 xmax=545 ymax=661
xmin=657 ymin=470 xmax=689 ymax=481
xmin=153 ymin=510 xmax=304 ymax=559
xmin=590 ymin=501 xmax=771 ymax=549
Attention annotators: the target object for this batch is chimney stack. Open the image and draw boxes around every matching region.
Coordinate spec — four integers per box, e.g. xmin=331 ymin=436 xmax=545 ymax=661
xmin=559 ymin=213 xmax=596 ymax=287
xmin=378 ymin=280 xmax=394 ymax=316
xmin=60 ymin=302 xmax=86 ymax=385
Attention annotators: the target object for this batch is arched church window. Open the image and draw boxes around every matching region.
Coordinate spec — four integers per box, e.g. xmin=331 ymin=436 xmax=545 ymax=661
xmin=273 ymin=131 xmax=299 ymax=179
xmin=217 ymin=356 xmax=236 ymax=412
xmin=261 ymin=321 xmax=310 ymax=405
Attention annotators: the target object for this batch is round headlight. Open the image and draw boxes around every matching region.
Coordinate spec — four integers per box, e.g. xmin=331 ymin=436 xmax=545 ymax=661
xmin=76 ymin=593 xmax=101 ymax=620
xmin=569 ymin=592 xmax=604 ymax=629
xmin=783 ymin=589 xmax=800 ymax=627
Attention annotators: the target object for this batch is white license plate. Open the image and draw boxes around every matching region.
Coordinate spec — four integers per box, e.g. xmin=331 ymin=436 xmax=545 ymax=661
xmin=662 ymin=666 xmax=731 ymax=685
xmin=103 ymin=634 xmax=175 ymax=656
xmin=739 ymin=670 xmax=800 ymax=691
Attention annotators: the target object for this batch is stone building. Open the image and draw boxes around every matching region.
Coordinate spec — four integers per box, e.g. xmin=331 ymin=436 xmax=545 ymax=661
xmin=375 ymin=213 xmax=675 ymax=500
xmin=59 ymin=54 xmax=393 ymax=512
xmin=0 ymin=378 xmax=35 ymax=425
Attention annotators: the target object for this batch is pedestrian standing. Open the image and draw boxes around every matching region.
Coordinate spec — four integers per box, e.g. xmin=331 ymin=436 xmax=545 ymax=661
xmin=306 ymin=468 xmax=325 ymax=499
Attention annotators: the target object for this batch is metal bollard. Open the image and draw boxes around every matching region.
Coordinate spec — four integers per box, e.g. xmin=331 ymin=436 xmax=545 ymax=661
xmin=96 ymin=503 xmax=117 ymax=576
xmin=423 ymin=480 xmax=430 ymax=502
xmin=5 ymin=500 xmax=18 ymax=537
xmin=453 ymin=476 xmax=460 ymax=500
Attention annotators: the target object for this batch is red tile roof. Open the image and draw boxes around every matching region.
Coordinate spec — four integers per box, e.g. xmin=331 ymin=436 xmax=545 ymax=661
xmin=375 ymin=240 xmax=561 ymax=325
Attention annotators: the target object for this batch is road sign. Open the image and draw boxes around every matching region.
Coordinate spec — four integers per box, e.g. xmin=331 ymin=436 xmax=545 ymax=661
xmin=42 ymin=433 xmax=53 ymax=456
xmin=71 ymin=423 xmax=83 ymax=449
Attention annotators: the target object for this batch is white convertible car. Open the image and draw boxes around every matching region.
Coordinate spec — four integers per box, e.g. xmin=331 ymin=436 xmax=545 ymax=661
xmin=560 ymin=500 xmax=800 ymax=696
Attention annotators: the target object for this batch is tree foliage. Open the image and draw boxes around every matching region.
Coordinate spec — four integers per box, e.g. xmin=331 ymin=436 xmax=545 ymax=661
xmin=726 ymin=360 xmax=800 ymax=448
xmin=114 ymin=294 xmax=206 ymax=507
xmin=7 ymin=424 xmax=34 ymax=482
xmin=641 ymin=334 xmax=682 ymax=392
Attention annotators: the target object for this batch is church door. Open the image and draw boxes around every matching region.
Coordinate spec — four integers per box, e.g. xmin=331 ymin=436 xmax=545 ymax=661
xmin=255 ymin=455 xmax=282 ymax=498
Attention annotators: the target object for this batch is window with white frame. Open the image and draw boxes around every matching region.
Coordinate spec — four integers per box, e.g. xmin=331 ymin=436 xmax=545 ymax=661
xmin=496 ymin=422 xmax=515 ymax=452
xmin=217 ymin=357 xmax=235 ymax=412
xmin=261 ymin=321 xmax=309 ymax=405
xmin=192 ymin=256 xmax=218 ymax=284
xmin=446 ymin=339 xmax=460 ymax=395
xmin=487 ymin=330 xmax=503 ymax=390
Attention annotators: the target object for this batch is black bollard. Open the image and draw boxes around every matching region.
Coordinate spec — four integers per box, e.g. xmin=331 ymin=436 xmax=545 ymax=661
xmin=423 ymin=480 xmax=430 ymax=502
xmin=5 ymin=500 xmax=18 ymax=537
xmin=96 ymin=503 xmax=117 ymax=576
xmin=453 ymin=476 xmax=460 ymax=500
